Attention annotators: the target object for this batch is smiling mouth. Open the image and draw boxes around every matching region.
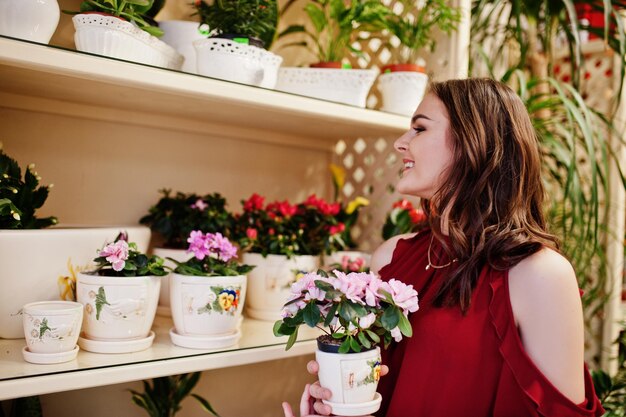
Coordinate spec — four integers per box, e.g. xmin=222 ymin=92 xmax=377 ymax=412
xmin=404 ymin=161 xmax=415 ymax=169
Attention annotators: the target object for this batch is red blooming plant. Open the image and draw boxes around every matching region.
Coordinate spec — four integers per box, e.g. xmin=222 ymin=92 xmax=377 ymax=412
xmin=381 ymin=199 xmax=428 ymax=240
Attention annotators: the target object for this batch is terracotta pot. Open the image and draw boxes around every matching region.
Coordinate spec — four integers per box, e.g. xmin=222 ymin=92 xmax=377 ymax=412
xmin=310 ymin=62 xmax=343 ymax=69
xmin=380 ymin=63 xmax=425 ymax=74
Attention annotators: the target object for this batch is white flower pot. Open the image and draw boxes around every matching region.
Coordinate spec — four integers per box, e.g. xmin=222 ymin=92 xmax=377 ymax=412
xmin=22 ymin=301 xmax=83 ymax=354
xmin=152 ymin=247 xmax=192 ymax=316
xmin=316 ymin=343 xmax=382 ymax=416
xmin=76 ymin=272 xmax=161 ymax=340
xmin=72 ymin=14 xmax=183 ymax=70
xmin=194 ymin=38 xmax=275 ymax=87
xmin=323 ymin=251 xmax=371 ymax=269
xmin=0 ymin=226 xmax=150 ymax=339
xmin=259 ymin=49 xmax=283 ymax=89
xmin=242 ymin=253 xmax=319 ymax=321
xmin=170 ymin=273 xmax=246 ymax=336
xmin=0 ymin=0 xmax=60 ymax=44
xmin=378 ymin=71 xmax=429 ymax=116
xmin=158 ymin=20 xmax=206 ymax=73
xmin=275 ymin=68 xmax=378 ymax=108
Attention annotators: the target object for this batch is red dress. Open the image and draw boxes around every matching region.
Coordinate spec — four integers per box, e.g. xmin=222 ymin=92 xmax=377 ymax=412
xmin=376 ymin=231 xmax=604 ymax=417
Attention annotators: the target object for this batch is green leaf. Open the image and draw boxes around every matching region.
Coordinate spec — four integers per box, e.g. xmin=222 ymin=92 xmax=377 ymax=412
xmin=397 ymin=310 xmax=412 ymax=337
xmin=380 ymin=306 xmax=399 ymax=331
xmin=357 ymin=331 xmax=371 ymax=349
xmin=365 ymin=329 xmax=380 ymax=344
xmin=285 ymin=327 xmax=299 ymax=351
xmin=324 ymin=302 xmax=339 ymax=327
xmin=95 ymin=286 xmax=110 ymax=320
xmin=338 ymin=337 xmax=351 ymax=353
xmin=192 ymin=393 xmax=221 ymax=417
xmin=303 ymin=302 xmax=321 ymax=328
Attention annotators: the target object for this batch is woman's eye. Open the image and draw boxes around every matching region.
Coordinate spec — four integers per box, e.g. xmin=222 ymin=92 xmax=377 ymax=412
xmin=413 ymin=126 xmax=425 ymax=133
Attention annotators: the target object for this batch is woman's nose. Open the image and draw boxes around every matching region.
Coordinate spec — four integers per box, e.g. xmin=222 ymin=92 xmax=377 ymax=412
xmin=394 ymin=132 xmax=410 ymax=152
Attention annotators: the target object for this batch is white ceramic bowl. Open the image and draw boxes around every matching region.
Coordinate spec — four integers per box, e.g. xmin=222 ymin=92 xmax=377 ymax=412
xmin=0 ymin=0 xmax=60 ymax=44
xmin=158 ymin=20 xmax=207 ymax=73
xmin=194 ymin=38 xmax=265 ymax=86
xmin=23 ymin=301 xmax=83 ymax=354
xmin=378 ymin=71 xmax=429 ymax=116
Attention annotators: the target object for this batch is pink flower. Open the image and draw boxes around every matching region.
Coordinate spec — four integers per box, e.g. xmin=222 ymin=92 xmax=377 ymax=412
xmin=191 ymin=199 xmax=208 ymax=211
xmin=331 ymin=271 xmax=367 ymax=304
xmin=358 ymin=312 xmax=376 ymax=329
xmin=206 ymin=232 xmax=238 ymax=262
xmin=246 ymin=228 xmax=258 ymax=240
xmin=99 ymin=240 xmax=129 ymax=271
xmin=390 ymin=326 xmax=403 ymax=342
xmin=387 ymin=279 xmax=419 ymax=314
xmin=329 ymin=223 xmax=346 ymax=235
xmin=187 ymin=230 xmax=210 ymax=260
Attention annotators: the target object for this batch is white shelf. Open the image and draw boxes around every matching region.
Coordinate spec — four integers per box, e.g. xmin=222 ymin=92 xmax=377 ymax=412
xmin=0 ymin=36 xmax=408 ymax=149
xmin=0 ymin=316 xmax=321 ymax=400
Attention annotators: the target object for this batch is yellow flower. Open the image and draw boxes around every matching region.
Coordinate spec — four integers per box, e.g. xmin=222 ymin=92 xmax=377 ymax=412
xmin=329 ymin=164 xmax=345 ymax=190
xmin=218 ymin=293 xmax=235 ymax=311
xmin=346 ymin=196 xmax=370 ymax=214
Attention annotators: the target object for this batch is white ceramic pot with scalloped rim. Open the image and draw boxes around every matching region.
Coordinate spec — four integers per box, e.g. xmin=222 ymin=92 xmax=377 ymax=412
xmin=0 ymin=226 xmax=151 ymax=339
xmin=76 ymin=273 xmax=160 ymax=340
xmin=0 ymin=0 xmax=60 ymax=44
xmin=158 ymin=20 xmax=207 ymax=73
xmin=194 ymin=38 xmax=266 ymax=86
xmin=378 ymin=70 xmax=429 ymax=116
xmin=152 ymin=248 xmax=192 ymax=317
xmin=242 ymin=253 xmax=319 ymax=321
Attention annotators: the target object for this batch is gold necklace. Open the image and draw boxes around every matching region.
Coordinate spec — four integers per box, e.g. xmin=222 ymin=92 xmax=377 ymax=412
xmin=426 ymin=235 xmax=458 ymax=270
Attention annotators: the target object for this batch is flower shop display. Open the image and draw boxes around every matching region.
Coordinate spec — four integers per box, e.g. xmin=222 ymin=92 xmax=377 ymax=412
xmin=140 ymin=189 xmax=235 ymax=316
xmin=76 ymin=232 xmax=167 ymax=353
xmin=275 ymin=0 xmax=388 ymax=106
xmin=21 ymin=301 xmax=83 ymax=364
xmin=66 ymin=0 xmax=183 ymax=70
xmin=192 ymin=0 xmax=282 ymax=88
xmin=274 ymin=269 xmax=418 ymax=416
xmin=169 ymin=231 xmax=253 ymax=349
xmin=381 ymin=199 xmax=427 ymax=240
xmin=0 ymin=146 xmax=151 ymax=339
xmin=159 ymin=20 xmax=207 ymax=73
xmin=236 ymin=193 xmax=343 ymax=321
xmin=0 ymin=0 xmax=60 ymax=44
xmin=378 ymin=0 xmax=460 ymax=116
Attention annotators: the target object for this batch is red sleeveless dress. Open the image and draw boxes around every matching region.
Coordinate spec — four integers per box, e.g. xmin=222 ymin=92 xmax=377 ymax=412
xmin=376 ymin=231 xmax=604 ymax=417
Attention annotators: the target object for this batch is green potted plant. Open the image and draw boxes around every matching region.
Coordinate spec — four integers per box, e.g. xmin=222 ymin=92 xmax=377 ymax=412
xmin=0 ymin=145 xmax=151 ymax=339
xmin=378 ymin=0 xmax=461 ymax=116
xmin=140 ymin=189 xmax=235 ymax=317
xmin=274 ymin=269 xmax=418 ymax=416
xmin=76 ymin=232 xmax=168 ymax=353
xmin=274 ymin=0 xmax=388 ymax=107
xmin=381 ymin=198 xmax=427 ymax=240
xmin=192 ymin=0 xmax=283 ymax=88
xmin=65 ymin=0 xmax=183 ymax=69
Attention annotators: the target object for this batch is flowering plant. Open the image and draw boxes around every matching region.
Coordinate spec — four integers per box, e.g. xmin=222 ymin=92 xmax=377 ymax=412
xmin=328 ymin=164 xmax=369 ymax=251
xmin=381 ymin=199 xmax=427 ymax=240
xmin=92 ymin=232 xmax=168 ymax=277
xmin=170 ymin=230 xmax=253 ymax=276
xmin=327 ymin=254 xmax=369 ymax=274
xmin=140 ymin=189 xmax=234 ymax=250
xmin=274 ymin=270 xmax=418 ymax=352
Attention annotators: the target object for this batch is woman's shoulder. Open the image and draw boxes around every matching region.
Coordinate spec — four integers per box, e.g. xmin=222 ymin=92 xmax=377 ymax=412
xmin=370 ymin=232 xmax=419 ymax=274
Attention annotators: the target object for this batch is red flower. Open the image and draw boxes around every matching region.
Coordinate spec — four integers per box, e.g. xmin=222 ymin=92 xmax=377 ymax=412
xmin=243 ymin=193 xmax=265 ymax=212
xmin=393 ymin=199 xmax=414 ymax=210
xmin=329 ymin=222 xmax=346 ymax=235
xmin=246 ymin=228 xmax=258 ymax=240
xmin=409 ymin=208 xmax=427 ymax=224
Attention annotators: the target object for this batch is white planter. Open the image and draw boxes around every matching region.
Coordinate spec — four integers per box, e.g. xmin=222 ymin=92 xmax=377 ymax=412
xmin=378 ymin=71 xmax=429 ymax=116
xmin=243 ymin=253 xmax=319 ymax=321
xmin=76 ymin=272 xmax=161 ymax=341
xmin=323 ymin=251 xmax=371 ymax=270
xmin=170 ymin=273 xmax=246 ymax=336
xmin=152 ymin=247 xmax=192 ymax=316
xmin=0 ymin=0 xmax=60 ymax=44
xmin=194 ymin=38 xmax=282 ymax=88
xmin=158 ymin=20 xmax=206 ymax=73
xmin=316 ymin=344 xmax=382 ymax=416
xmin=0 ymin=226 xmax=150 ymax=339
xmin=22 ymin=301 xmax=83 ymax=354
xmin=276 ymin=68 xmax=378 ymax=108
xmin=72 ymin=14 xmax=183 ymax=70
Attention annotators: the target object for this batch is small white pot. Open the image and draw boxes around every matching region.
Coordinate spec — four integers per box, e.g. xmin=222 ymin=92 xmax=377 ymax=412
xmin=242 ymin=253 xmax=319 ymax=321
xmin=0 ymin=0 xmax=60 ymax=44
xmin=276 ymin=68 xmax=378 ymax=108
xmin=323 ymin=251 xmax=371 ymax=270
xmin=194 ymin=38 xmax=267 ymax=86
xmin=259 ymin=49 xmax=283 ymax=89
xmin=152 ymin=247 xmax=192 ymax=316
xmin=76 ymin=273 xmax=161 ymax=340
xmin=0 ymin=225 xmax=151 ymax=339
xmin=316 ymin=343 xmax=382 ymax=416
xmin=72 ymin=14 xmax=183 ymax=70
xmin=22 ymin=301 xmax=83 ymax=354
xmin=158 ymin=20 xmax=206 ymax=73
xmin=170 ymin=273 xmax=246 ymax=336
xmin=378 ymin=71 xmax=429 ymax=116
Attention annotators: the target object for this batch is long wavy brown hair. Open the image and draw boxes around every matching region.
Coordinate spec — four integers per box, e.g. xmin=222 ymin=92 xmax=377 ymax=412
xmin=425 ymin=78 xmax=559 ymax=311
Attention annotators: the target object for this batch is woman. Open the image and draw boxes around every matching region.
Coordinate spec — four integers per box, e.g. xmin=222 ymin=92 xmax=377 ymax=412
xmin=283 ymin=78 xmax=604 ymax=417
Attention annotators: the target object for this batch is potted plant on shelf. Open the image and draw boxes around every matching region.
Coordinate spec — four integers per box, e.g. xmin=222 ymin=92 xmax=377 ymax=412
xmin=0 ymin=0 xmax=60 ymax=44
xmin=65 ymin=0 xmax=183 ymax=70
xmin=168 ymin=231 xmax=253 ymax=349
xmin=378 ymin=0 xmax=461 ymax=116
xmin=76 ymin=232 xmax=167 ymax=353
xmin=140 ymin=189 xmax=235 ymax=316
xmin=234 ymin=193 xmax=334 ymax=321
xmin=192 ymin=0 xmax=282 ymax=88
xmin=0 ymin=145 xmax=151 ymax=339
xmin=381 ymin=198 xmax=427 ymax=240
xmin=275 ymin=0 xmax=388 ymax=107
xmin=274 ymin=269 xmax=418 ymax=416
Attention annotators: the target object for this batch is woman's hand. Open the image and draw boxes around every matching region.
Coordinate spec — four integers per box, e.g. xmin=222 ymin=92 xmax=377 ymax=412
xmin=282 ymin=360 xmax=389 ymax=417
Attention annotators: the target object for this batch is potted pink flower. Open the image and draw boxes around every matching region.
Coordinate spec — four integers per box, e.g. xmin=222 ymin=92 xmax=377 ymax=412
xmin=274 ymin=269 xmax=418 ymax=416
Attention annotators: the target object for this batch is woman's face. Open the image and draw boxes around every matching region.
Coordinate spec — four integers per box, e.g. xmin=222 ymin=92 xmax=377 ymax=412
xmin=394 ymin=93 xmax=454 ymax=200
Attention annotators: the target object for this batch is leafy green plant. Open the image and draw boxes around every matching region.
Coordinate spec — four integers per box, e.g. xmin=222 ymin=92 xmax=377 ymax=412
xmin=193 ymin=0 xmax=279 ymax=49
xmin=382 ymin=0 xmax=461 ymax=65
xmin=0 ymin=146 xmax=57 ymax=229
xmin=592 ymin=326 xmax=626 ymax=416
xmin=64 ymin=0 xmax=164 ymax=37
xmin=279 ymin=0 xmax=389 ymax=64
xmin=140 ymin=189 xmax=235 ymax=250
xmin=130 ymin=372 xmax=220 ymax=417
xmin=91 ymin=232 xmax=168 ymax=277
xmin=381 ymin=199 xmax=427 ymax=240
